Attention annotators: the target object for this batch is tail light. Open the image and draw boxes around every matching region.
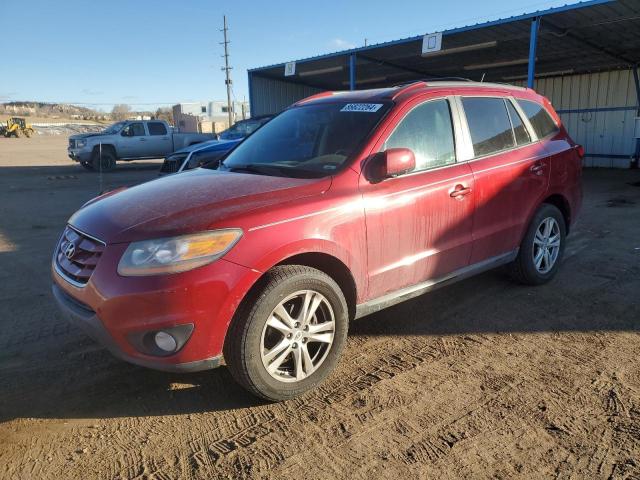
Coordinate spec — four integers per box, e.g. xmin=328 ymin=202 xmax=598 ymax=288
xmin=575 ymin=144 xmax=585 ymax=158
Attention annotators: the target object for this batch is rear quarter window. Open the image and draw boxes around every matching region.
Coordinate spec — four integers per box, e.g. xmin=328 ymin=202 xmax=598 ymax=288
xmin=516 ymin=99 xmax=559 ymax=139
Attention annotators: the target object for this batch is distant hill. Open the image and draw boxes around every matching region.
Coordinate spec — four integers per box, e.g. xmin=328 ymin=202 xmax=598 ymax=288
xmin=0 ymin=102 xmax=110 ymax=121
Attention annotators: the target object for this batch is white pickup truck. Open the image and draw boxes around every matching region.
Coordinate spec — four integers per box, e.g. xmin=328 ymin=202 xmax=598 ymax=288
xmin=68 ymin=120 xmax=215 ymax=171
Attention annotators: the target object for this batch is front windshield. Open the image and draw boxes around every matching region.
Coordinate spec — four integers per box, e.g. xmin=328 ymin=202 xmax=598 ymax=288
xmin=103 ymin=121 xmax=126 ymax=134
xmin=220 ymin=102 xmax=389 ymax=177
xmin=219 ymin=118 xmax=267 ymax=140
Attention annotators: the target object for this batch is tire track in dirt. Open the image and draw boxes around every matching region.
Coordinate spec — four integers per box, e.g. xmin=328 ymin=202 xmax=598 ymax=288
xmin=92 ymin=333 xmax=488 ymax=479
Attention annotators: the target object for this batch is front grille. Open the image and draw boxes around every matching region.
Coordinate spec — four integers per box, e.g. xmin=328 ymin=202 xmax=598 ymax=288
xmin=69 ymin=139 xmax=76 ymax=149
xmin=55 ymin=226 xmax=105 ymax=286
xmin=160 ymin=158 xmax=181 ymax=173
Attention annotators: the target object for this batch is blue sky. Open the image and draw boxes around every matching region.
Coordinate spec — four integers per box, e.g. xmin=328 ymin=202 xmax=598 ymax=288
xmin=3 ymin=0 xmax=581 ymax=111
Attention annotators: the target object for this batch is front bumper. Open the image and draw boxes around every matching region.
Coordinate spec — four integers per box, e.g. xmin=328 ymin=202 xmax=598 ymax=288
xmin=52 ymin=283 xmax=221 ymax=372
xmin=51 ymin=240 xmax=262 ymax=373
xmin=68 ymin=148 xmax=91 ymax=162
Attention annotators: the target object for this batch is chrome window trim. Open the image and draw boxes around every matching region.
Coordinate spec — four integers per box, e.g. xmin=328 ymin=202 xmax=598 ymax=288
xmin=508 ymin=96 xmax=539 ymax=143
xmin=455 ymin=94 xmax=556 ymax=163
xmin=514 ymin=98 xmax=560 ymax=140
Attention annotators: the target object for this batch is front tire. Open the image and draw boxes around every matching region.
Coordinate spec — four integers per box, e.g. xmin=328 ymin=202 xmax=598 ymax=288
xmin=224 ymin=265 xmax=349 ymax=401
xmin=91 ymin=149 xmax=116 ymax=171
xmin=509 ymin=203 xmax=566 ymax=285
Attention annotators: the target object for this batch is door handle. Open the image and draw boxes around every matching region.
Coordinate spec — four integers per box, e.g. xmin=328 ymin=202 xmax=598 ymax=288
xmin=139 ymin=138 xmax=147 ymax=141
xmin=530 ymin=163 xmax=544 ymax=174
xmin=449 ymin=184 xmax=472 ymax=199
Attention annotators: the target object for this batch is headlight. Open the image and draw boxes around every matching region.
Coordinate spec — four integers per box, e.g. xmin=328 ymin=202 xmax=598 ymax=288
xmin=117 ymin=229 xmax=242 ymax=276
xmin=77 ymin=139 xmax=87 ymax=148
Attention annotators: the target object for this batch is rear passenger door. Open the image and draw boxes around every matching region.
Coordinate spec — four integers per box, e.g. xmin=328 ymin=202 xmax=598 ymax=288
xmin=361 ymin=97 xmax=475 ymax=299
xmin=458 ymin=96 xmax=550 ymax=264
xmin=146 ymin=121 xmax=172 ymax=157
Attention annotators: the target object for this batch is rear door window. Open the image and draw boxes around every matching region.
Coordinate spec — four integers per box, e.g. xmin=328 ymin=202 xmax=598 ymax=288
xmin=461 ymin=97 xmax=515 ymax=157
xmin=516 ymin=99 xmax=559 ymax=138
xmin=505 ymin=100 xmax=531 ymax=145
xmin=148 ymin=122 xmax=167 ymax=135
xmin=384 ymin=99 xmax=456 ymax=172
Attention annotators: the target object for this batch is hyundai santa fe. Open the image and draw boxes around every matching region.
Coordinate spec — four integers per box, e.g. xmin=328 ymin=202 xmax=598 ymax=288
xmin=52 ymin=81 xmax=583 ymax=401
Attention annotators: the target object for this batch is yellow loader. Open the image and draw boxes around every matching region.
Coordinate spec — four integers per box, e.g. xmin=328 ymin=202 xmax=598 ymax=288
xmin=0 ymin=117 xmax=35 ymax=138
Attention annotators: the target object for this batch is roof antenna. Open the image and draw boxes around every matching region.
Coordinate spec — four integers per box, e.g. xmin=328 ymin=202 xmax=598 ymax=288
xmin=480 ymin=73 xmax=486 ymax=82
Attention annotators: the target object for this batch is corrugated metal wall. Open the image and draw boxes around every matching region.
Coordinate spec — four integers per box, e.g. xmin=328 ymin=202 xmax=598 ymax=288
xmin=250 ymin=75 xmax=321 ymax=117
xmin=516 ymin=69 xmax=639 ymax=168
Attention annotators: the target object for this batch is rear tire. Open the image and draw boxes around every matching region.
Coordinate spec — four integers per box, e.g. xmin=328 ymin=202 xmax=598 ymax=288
xmin=509 ymin=203 xmax=566 ymax=285
xmin=224 ymin=265 xmax=349 ymax=401
xmin=91 ymin=149 xmax=116 ymax=171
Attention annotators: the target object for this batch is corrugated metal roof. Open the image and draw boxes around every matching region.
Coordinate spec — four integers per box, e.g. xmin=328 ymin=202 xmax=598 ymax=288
xmin=249 ymin=0 xmax=640 ymax=89
xmin=249 ymin=0 xmax=613 ymax=72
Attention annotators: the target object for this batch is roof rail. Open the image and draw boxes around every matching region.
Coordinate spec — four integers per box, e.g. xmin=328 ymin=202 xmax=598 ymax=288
xmin=393 ymin=77 xmax=473 ymax=87
xmin=293 ymin=91 xmax=336 ymax=106
xmin=389 ymin=77 xmax=476 ymax=100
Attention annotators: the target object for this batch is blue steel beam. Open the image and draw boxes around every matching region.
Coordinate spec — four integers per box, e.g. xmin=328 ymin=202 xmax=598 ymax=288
xmin=633 ymin=65 xmax=640 ymax=167
xmin=349 ymin=54 xmax=356 ymax=90
xmin=527 ymin=17 xmax=540 ymax=89
xmin=248 ymin=72 xmax=254 ymax=117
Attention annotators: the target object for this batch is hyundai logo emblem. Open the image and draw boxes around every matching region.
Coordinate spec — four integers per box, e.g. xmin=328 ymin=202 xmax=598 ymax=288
xmin=64 ymin=242 xmax=76 ymax=260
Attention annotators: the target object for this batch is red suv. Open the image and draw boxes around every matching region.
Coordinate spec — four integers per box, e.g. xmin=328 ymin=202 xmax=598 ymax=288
xmin=52 ymin=81 xmax=582 ymax=400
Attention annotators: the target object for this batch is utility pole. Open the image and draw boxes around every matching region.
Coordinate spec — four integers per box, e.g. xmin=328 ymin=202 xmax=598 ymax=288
xmin=221 ymin=15 xmax=233 ymax=127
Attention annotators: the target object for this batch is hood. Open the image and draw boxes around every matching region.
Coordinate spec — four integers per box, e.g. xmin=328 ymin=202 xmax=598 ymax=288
xmin=68 ymin=169 xmax=331 ymax=244
xmin=172 ymin=138 xmax=238 ymax=155
xmin=69 ymin=132 xmax=107 ymax=140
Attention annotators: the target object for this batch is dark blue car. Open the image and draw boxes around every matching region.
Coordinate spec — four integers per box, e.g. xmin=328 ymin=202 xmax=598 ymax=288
xmin=159 ymin=115 xmax=272 ymax=174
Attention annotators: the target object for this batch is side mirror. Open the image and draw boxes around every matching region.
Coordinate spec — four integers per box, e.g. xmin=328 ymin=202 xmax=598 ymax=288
xmin=367 ymin=148 xmax=416 ymax=182
xmin=121 ymin=129 xmax=129 ymax=137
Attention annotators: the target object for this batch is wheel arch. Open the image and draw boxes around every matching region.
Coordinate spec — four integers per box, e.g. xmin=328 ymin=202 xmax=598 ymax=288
xmin=542 ymin=193 xmax=571 ymax=234
xmin=91 ymin=144 xmax=117 ymax=158
xmin=276 ymin=252 xmax=358 ymax=321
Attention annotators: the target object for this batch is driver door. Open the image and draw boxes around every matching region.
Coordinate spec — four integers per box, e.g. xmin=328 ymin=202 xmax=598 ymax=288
xmin=360 ymin=97 xmax=475 ymax=299
xmin=119 ymin=122 xmax=148 ymax=158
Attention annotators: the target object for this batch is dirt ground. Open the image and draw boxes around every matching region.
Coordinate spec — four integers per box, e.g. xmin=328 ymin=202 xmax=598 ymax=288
xmin=0 ymin=136 xmax=639 ymax=480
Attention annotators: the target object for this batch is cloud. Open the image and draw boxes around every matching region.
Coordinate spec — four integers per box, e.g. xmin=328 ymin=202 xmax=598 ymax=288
xmin=328 ymin=38 xmax=356 ymax=50
xmin=81 ymin=88 xmax=103 ymax=96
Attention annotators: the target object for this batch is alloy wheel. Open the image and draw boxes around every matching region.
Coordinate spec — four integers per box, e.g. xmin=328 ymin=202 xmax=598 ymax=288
xmin=260 ymin=289 xmax=335 ymax=383
xmin=532 ymin=217 xmax=561 ymax=274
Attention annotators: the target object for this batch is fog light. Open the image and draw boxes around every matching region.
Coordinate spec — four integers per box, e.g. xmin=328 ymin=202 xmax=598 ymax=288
xmin=154 ymin=331 xmax=178 ymax=352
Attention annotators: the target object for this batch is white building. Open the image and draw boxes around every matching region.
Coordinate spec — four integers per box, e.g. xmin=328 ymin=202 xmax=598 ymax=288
xmin=172 ymin=101 xmax=249 ymax=133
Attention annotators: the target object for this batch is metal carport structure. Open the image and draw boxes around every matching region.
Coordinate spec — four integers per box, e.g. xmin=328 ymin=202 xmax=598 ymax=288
xmin=248 ymin=0 xmax=640 ymax=167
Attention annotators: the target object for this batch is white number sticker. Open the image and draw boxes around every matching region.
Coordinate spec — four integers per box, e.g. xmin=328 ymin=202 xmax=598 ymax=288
xmin=340 ymin=103 xmax=383 ymax=113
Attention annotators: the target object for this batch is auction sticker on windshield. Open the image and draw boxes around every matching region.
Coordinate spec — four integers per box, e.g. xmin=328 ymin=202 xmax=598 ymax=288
xmin=340 ymin=103 xmax=383 ymax=113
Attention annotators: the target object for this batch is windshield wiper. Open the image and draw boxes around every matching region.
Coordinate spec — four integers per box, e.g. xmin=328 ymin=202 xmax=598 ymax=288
xmin=224 ymin=163 xmax=288 ymax=176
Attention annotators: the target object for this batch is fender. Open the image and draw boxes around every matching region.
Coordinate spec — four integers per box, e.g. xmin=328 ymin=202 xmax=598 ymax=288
xmin=234 ymin=237 xmax=365 ymax=299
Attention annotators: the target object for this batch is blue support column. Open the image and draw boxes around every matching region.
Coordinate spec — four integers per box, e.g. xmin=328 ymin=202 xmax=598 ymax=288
xmin=633 ymin=65 xmax=640 ymax=168
xmin=349 ymin=54 xmax=356 ymax=91
xmin=527 ymin=17 xmax=540 ymax=89
xmin=248 ymin=72 xmax=254 ymax=117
